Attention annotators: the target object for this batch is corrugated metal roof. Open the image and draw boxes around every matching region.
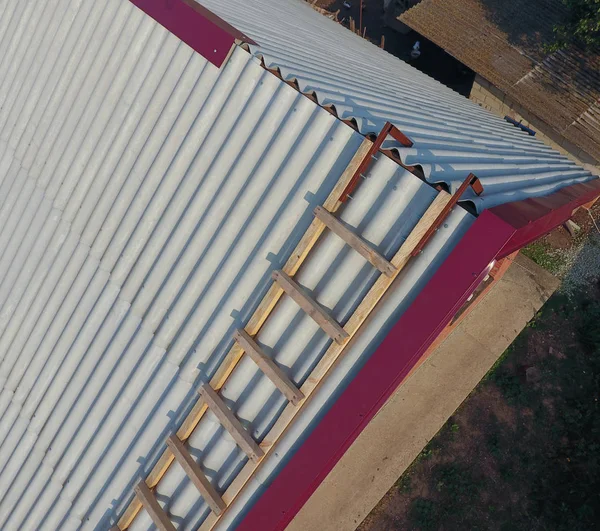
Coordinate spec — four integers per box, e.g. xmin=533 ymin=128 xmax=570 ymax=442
xmin=196 ymin=0 xmax=598 ymax=209
xmin=400 ymin=0 xmax=600 ymax=166
xmin=0 ymin=3 xmax=473 ymax=529
xmin=0 ymin=0 xmax=594 ymax=530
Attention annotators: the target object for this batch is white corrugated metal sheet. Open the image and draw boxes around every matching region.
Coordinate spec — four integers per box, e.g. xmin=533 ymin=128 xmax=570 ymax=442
xmin=0 ymin=0 xmax=592 ymax=530
xmin=199 ymin=0 xmax=598 ymax=209
xmin=0 ymin=3 xmax=471 ymax=529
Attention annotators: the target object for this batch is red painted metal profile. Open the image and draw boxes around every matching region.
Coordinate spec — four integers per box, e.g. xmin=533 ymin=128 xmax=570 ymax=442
xmin=237 ymin=210 xmax=517 ymax=531
xmin=236 ymin=178 xmax=600 ymax=531
xmin=128 ymin=0 xmax=255 ymax=67
xmin=491 ymin=179 xmax=600 ymax=258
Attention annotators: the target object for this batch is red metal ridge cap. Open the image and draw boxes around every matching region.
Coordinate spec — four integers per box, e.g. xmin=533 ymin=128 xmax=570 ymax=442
xmin=235 ymin=209 xmax=517 ymax=531
xmin=490 ymin=178 xmax=600 ymax=258
xmin=129 ymin=0 xmax=256 ymax=68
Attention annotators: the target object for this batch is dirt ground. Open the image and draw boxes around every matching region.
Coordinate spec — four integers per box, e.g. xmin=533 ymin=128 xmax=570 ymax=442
xmin=303 ymin=5 xmax=600 ymax=526
xmin=522 ymin=202 xmax=600 ymax=296
xmin=358 ymin=207 xmax=600 ymax=531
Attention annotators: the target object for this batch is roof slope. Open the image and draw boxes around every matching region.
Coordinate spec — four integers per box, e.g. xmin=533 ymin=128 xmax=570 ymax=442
xmin=0 ymin=0 xmax=595 ymax=530
xmin=0 ymin=3 xmax=473 ymax=529
xmin=195 ymin=0 xmax=598 ymax=209
xmin=400 ymin=0 xmax=600 ymax=165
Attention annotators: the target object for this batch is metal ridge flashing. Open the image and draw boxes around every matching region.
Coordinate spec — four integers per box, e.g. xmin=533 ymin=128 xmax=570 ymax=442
xmin=491 ymin=178 xmax=600 ymax=257
xmin=128 ymin=0 xmax=256 ymax=67
xmin=234 ymin=178 xmax=600 ymax=531
xmin=235 ymin=209 xmax=517 ymax=531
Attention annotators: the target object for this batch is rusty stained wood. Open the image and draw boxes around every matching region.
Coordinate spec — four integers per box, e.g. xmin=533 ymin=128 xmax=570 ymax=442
xmin=133 ymin=481 xmax=176 ymax=531
xmin=314 ymin=205 xmax=396 ymax=277
xmin=272 ymin=270 xmax=349 ymax=344
xmin=166 ymin=435 xmax=227 ymax=516
xmin=199 ymin=383 xmax=264 ymax=463
xmin=233 ymin=329 xmax=304 ymax=405
xmin=117 ymin=137 xmax=374 ymax=529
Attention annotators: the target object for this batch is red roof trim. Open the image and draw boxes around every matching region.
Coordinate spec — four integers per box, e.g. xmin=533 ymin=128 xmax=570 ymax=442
xmin=235 ymin=178 xmax=600 ymax=531
xmin=128 ymin=0 xmax=255 ymax=67
xmin=236 ymin=209 xmax=517 ymax=531
xmin=490 ymin=178 xmax=600 ymax=257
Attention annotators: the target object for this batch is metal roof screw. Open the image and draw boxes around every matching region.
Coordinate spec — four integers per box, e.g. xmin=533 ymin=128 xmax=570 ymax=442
xmin=214 ymin=49 xmax=218 ymax=53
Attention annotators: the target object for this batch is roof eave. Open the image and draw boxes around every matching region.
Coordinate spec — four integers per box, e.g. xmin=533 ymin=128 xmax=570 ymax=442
xmin=235 ymin=176 xmax=600 ymax=530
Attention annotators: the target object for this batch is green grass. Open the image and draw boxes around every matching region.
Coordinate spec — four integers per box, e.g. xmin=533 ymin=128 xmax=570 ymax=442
xmin=401 ymin=291 xmax=600 ymax=531
xmin=579 ymin=299 xmax=600 ymax=350
xmin=521 ymin=241 xmax=568 ymax=275
xmin=409 ymin=498 xmax=439 ymax=531
xmin=433 ymin=464 xmax=477 ymax=497
xmin=397 ymin=474 xmax=412 ymax=493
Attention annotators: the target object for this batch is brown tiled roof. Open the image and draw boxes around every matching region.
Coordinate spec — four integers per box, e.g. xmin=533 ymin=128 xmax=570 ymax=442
xmin=400 ymin=0 xmax=600 ymax=164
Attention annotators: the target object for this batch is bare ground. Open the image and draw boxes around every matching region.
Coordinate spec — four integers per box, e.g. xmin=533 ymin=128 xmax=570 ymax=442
xmin=359 ymin=208 xmax=600 ymax=531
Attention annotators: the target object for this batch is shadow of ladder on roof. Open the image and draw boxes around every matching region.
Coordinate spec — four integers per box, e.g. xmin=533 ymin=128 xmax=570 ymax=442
xmin=112 ymin=124 xmax=473 ymax=531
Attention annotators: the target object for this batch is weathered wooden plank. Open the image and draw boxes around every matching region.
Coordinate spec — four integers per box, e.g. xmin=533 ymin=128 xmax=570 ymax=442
xmin=133 ymin=481 xmax=176 ymax=531
xmin=166 ymin=435 xmax=227 ymax=516
xmin=314 ymin=205 xmax=396 ymax=277
xmin=233 ymin=329 xmax=304 ymax=405
xmin=117 ymin=137 xmax=373 ymax=529
xmin=199 ymin=190 xmax=454 ymax=531
xmin=272 ymin=270 xmax=349 ymax=344
xmin=200 ymin=384 xmax=264 ymax=463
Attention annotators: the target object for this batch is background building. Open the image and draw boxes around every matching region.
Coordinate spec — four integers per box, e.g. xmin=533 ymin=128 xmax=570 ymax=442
xmin=401 ymin=0 xmax=600 ymax=173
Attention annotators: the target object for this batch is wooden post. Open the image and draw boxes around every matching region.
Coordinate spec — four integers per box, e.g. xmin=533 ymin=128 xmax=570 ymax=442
xmin=359 ymin=0 xmax=363 ymax=35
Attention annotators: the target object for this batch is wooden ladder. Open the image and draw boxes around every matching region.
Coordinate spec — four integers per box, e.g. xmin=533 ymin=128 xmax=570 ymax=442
xmin=114 ymin=123 xmax=482 ymax=531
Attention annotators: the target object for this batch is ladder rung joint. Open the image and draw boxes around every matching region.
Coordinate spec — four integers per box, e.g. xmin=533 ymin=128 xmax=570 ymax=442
xmin=199 ymin=384 xmax=264 ymax=463
xmin=271 ymin=270 xmax=349 ymax=345
xmin=313 ymin=206 xmax=396 ymax=277
xmin=166 ymin=435 xmax=227 ymax=516
xmin=134 ymin=481 xmax=176 ymax=531
xmin=233 ymin=329 xmax=304 ymax=406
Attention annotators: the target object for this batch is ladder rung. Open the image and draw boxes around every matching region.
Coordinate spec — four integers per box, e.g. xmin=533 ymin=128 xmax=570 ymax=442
xmin=314 ymin=206 xmax=396 ymax=277
xmin=166 ymin=434 xmax=227 ymax=516
xmin=134 ymin=481 xmax=176 ymax=531
xmin=233 ymin=329 xmax=304 ymax=406
xmin=272 ymin=270 xmax=349 ymax=345
xmin=199 ymin=383 xmax=264 ymax=463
